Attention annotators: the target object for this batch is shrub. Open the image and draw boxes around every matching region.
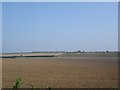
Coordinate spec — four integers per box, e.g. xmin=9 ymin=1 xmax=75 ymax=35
xmin=13 ymin=77 xmax=22 ymax=90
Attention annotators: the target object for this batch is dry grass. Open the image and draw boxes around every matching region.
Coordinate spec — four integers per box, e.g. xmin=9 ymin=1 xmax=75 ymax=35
xmin=2 ymin=53 xmax=118 ymax=88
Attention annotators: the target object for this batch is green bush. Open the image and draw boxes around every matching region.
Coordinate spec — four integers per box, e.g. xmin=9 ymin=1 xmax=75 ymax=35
xmin=13 ymin=77 xmax=22 ymax=90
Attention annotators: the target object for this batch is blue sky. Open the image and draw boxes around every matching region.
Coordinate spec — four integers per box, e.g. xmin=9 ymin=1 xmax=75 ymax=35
xmin=2 ymin=2 xmax=118 ymax=53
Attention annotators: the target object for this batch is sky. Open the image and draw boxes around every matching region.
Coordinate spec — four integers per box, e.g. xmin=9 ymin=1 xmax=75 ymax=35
xmin=2 ymin=2 xmax=118 ymax=53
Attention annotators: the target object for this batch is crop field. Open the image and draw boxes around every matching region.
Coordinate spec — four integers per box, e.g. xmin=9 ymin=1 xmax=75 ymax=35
xmin=2 ymin=53 xmax=118 ymax=88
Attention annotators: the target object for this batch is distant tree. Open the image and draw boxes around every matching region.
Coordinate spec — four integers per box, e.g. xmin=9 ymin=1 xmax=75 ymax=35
xmin=78 ymin=50 xmax=81 ymax=53
xmin=20 ymin=54 xmax=22 ymax=57
xmin=106 ymin=51 xmax=109 ymax=53
xmin=83 ymin=51 xmax=85 ymax=53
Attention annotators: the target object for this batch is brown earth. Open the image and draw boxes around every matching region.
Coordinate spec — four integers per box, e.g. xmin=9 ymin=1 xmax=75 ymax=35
xmin=2 ymin=53 xmax=118 ymax=88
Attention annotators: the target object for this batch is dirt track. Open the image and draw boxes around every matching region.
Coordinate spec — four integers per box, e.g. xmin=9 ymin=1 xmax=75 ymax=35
xmin=2 ymin=53 xmax=118 ymax=88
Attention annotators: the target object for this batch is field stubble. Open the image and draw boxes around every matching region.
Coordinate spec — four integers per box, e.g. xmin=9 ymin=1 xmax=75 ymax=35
xmin=2 ymin=53 xmax=118 ymax=88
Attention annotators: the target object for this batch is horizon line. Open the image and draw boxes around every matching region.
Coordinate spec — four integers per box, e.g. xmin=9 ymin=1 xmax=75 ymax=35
xmin=1 ymin=50 xmax=119 ymax=54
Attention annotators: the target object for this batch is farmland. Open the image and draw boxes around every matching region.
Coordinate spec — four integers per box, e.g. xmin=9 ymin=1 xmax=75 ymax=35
xmin=2 ymin=52 xmax=118 ymax=88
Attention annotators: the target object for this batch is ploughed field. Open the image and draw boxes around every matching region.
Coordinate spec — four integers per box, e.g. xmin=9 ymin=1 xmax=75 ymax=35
xmin=2 ymin=53 xmax=118 ymax=88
